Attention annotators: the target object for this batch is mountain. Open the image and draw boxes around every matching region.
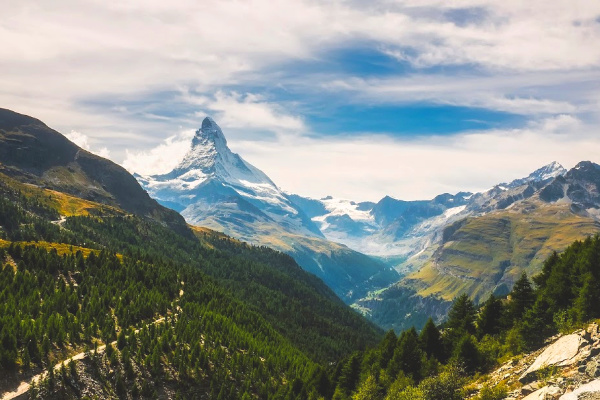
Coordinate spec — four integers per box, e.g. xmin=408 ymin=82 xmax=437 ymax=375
xmin=137 ymin=117 xmax=399 ymax=301
xmin=0 ymin=109 xmax=384 ymax=399
xmin=290 ymin=161 xmax=600 ymax=331
xmin=0 ymin=108 xmax=188 ymax=235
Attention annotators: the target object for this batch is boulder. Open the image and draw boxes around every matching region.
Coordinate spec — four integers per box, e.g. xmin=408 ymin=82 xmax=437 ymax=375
xmin=521 ymin=335 xmax=587 ymax=383
xmin=559 ymin=379 xmax=600 ymax=399
xmin=523 ymin=386 xmax=562 ymax=399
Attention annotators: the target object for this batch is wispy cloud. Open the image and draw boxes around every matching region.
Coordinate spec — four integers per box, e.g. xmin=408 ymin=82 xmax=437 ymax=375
xmin=65 ymin=130 xmax=111 ymax=159
xmin=185 ymin=91 xmax=305 ymax=133
xmin=122 ymin=129 xmax=196 ymax=176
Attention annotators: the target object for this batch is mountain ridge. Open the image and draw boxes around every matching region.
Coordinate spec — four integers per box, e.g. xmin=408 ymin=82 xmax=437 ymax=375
xmin=0 ymin=108 xmax=190 ymax=236
xmin=137 ymin=117 xmax=399 ymax=302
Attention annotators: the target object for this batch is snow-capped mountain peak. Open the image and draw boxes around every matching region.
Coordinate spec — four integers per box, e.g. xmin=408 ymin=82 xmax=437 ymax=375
xmin=136 ymin=117 xmax=322 ymax=237
xmin=526 ymin=161 xmax=566 ymax=182
xmin=496 ymin=161 xmax=566 ymax=190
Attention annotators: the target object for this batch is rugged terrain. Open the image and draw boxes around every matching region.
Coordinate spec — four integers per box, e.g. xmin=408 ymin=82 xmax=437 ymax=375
xmin=136 ymin=117 xmax=398 ymax=302
xmin=0 ymin=109 xmax=383 ymax=399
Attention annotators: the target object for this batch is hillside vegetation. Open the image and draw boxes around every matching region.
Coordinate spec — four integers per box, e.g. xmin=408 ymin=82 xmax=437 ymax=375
xmin=0 ymin=169 xmax=381 ymax=399
xmin=324 ymin=233 xmax=600 ymax=400
xmin=407 ymin=201 xmax=600 ymax=303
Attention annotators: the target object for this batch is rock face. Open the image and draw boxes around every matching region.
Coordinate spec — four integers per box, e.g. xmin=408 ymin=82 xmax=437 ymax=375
xmin=521 ymin=334 xmax=587 ymax=383
xmin=475 ymin=323 xmax=600 ymax=400
xmin=560 ymin=379 xmax=600 ymax=399
xmin=523 ymin=386 xmax=562 ymax=400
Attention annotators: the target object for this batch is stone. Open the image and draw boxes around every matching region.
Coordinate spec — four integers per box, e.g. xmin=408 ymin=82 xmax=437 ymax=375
xmin=559 ymin=379 xmax=600 ymax=399
xmin=520 ymin=335 xmax=587 ymax=383
xmin=523 ymin=386 xmax=562 ymax=400
xmin=522 ymin=382 xmax=543 ymax=395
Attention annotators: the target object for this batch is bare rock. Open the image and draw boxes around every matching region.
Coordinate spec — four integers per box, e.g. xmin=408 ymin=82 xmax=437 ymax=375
xmin=521 ymin=335 xmax=587 ymax=383
xmin=523 ymin=386 xmax=562 ymax=400
xmin=559 ymin=379 xmax=600 ymax=399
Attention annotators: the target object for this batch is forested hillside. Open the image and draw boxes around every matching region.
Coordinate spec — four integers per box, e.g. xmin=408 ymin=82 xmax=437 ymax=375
xmin=324 ymin=234 xmax=600 ymax=400
xmin=0 ymin=170 xmax=381 ymax=399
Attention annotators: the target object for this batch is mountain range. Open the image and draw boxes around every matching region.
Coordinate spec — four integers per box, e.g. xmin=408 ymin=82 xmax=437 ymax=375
xmin=132 ymin=116 xmax=600 ymax=331
xmin=136 ymin=117 xmax=399 ymax=302
xmin=5 ymin=107 xmax=599 ymax=334
xmin=0 ymin=108 xmax=384 ymax=399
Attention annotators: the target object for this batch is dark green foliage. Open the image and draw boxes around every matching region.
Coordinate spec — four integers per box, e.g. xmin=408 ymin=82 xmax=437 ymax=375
xmin=446 ymin=294 xmax=476 ymax=334
xmin=0 ymin=183 xmax=384 ymax=399
xmin=452 ymin=335 xmax=480 ymax=373
xmin=476 ymin=294 xmax=504 ymax=339
xmin=519 ymin=298 xmax=554 ymax=350
xmin=508 ymin=272 xmax=535 ymax=323
xmin=388 ymin=328 xmax=424 ymax=381
xmin=335 ymin=353 xmax=362 ymax=396
xmin=328 ymin=235 xmax=600 ymax=400
xmin=419 ymin=318 xmax=444 ymax=362
xmin=378 ymin=330 xmax=398 ymax=370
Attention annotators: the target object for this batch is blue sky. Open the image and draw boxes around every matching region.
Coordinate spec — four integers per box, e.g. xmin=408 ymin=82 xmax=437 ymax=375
xmin=2 ymin=0 xmax=600 ymax=200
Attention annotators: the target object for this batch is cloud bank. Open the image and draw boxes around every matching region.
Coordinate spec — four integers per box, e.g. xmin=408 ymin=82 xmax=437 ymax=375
xmin=2 ymin=0 xmax=600 ymax=200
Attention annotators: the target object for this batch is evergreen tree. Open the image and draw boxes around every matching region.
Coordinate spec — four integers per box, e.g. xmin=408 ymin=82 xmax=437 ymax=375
xmin=575 ymin=273 xmax=600 ymax=322
xmin=352 ymin=375 xmax=380 ymax=400
xmin=337 ymin=353 xmax=362 ymax=396
xmin=388 ymin=328 xmax=424 ymax=382
xmin=476 ymin=294 xmax=504 ymax=338
xmin=379 ymin=330 xmax=398 ymax=369
xmin=446 ymin=294 xmax=476 ymax=335
xmin=508 ymin=272 xmax=535 ymax=322
xmin=520 ymin=298 xmax=554 ymax=350
xmin=419 ymin=318 xmax=444 ymax=362
xmin=452 ymin=335 xmax=480 ymax=373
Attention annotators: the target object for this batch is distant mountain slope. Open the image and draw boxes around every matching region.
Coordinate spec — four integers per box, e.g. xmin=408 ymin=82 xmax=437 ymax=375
xmin=352 ymin=162 xmax=600 ymax=331
xmin=137 ymin=118 xmax=399 ymax=301
xmin=0 ymin=108 xmax=188 ymax=235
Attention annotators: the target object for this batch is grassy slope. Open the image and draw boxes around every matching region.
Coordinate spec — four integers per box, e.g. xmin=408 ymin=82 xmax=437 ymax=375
xmin=405 ymin=201 xmax=600 ymax=302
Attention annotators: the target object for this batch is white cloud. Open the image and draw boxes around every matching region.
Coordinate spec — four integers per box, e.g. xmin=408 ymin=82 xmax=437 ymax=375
xmin=65 ymin=130 xmax=112 ymax=159
xmin=321 ymin=72 xmax=593 ymax=115
xmin=122 ymin=114 xmax=600 ymax=201
xmin=228 ymin=115 xmax=600 ymax=201
xmin=2 ymin=0 xmax=600 ymax=202
xmin=187 ymin=91 xmax=305 ymax=133
xmin=122 ymin=129 xmax=195 ymax=175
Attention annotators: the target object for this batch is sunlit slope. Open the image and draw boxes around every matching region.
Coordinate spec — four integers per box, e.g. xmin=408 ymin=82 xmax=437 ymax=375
xmin=405 ymin=201 xmax=600 ymax=302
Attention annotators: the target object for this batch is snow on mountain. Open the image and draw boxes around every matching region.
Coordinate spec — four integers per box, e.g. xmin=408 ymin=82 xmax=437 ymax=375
xmin=137 ymin=117 xmax=322 ymax=238
xmin=136 ymin=118 xmax=399 ymax=302
xmin=500 ymin=161 xmax=566 ymax=190
xmin=291 ymin=162 xmax=569 ymax=271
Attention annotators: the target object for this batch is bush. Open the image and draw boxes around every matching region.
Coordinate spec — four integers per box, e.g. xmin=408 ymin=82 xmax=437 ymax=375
xmin=418 ymin=364 xmax=466 ymax=400
xmin=475 ymin=384 xmax=507 ymax=400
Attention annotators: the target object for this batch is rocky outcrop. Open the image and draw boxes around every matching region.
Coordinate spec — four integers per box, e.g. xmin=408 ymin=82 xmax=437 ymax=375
xmin=520 ymin=334 xmax=587 ymax=383
xmin=473 ymin=323 xmax=600 ymax=400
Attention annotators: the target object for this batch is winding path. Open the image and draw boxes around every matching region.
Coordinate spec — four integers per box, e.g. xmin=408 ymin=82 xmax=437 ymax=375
xmin=1 ymin=281 xmax=184 ymax=400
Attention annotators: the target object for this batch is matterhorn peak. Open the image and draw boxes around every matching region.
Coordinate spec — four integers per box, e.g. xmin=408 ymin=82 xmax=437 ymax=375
xmin=192 ymin=117 xmax=227 ymax=148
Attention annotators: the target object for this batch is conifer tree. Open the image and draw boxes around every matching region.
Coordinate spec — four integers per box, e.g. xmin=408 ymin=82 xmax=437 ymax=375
xmin=476 ymin=294 xmax=503 ymax=338
xmin=446 ymin=294 xmax=476 ymax=335
xmin=419 ymin=318 xmax=444 ymax=362
xmin=508 ymin=272 xmax=535 ymax=322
